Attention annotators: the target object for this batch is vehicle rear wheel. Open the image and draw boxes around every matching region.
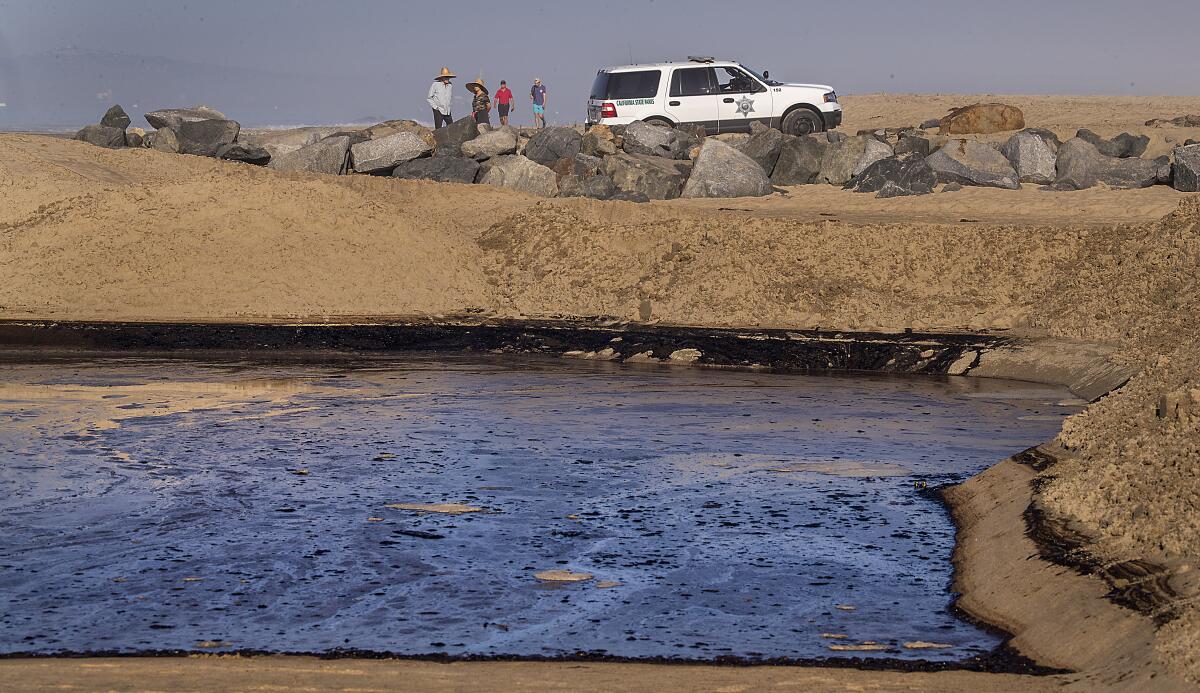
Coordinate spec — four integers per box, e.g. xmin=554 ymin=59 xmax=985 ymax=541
xmin=644 ymin=117 xmax=673 ymax=128
xmin=781 ymin=108 xmax=824 ymax=136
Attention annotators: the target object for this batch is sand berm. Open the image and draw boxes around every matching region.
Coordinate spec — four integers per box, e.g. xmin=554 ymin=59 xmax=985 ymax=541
xmin=1 ymin=94 xmax=1198 ymax=691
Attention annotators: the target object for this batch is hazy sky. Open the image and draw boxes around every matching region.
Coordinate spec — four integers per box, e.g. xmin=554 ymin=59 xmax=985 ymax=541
xmin=1 ymin=0 xmax=1198 ymax=129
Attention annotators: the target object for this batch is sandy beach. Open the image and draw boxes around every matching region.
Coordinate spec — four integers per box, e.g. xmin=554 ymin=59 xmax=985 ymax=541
xmin=2 ymin=93 xmax=1199 ymax=691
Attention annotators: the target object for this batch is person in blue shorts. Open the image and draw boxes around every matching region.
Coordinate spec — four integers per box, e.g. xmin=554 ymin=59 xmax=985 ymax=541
xmin=530 ymin=78 xmax=547 ymax=128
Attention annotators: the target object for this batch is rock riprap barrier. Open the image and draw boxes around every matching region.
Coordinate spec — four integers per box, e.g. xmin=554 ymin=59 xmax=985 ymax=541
xmin=72 ymin=102 xmax=1200 ymax=199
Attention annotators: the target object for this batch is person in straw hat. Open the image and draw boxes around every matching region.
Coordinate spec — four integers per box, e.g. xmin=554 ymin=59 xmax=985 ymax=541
xmin=427 ymin=67 xmax=456 ymax=129
xmin=466 ymin=77 xmax=492 ymax=126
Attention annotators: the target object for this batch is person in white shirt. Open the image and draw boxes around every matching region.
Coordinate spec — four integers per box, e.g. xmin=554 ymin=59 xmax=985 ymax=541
xmin=427 ymin=67 xmax=456 ymax=129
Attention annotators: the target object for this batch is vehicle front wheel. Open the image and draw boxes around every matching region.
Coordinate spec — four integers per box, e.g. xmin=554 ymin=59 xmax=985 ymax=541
xmin=781 ymin=109 xmax=824 ymax=136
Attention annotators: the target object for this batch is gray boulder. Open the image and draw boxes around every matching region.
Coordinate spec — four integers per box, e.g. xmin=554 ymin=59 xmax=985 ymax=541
xmin=216 ymin=142 xmax=272 ymax=166
xmin=920 ymin=118 xmax=942 ymax=130
xmin=603 ymin=153 xmax=692 ymax=200
xmin=816 ymin=136 xmax=869 ymax=186
xmin=101 ymin=105 xmax=131 ymax=130
xmin=150 ymin=127 xmax=180 ymax=153
xmin=268 ymin=135 xmax=351 ymax=175
xmin=125 ymin=131 xmax=144 ymax=148
xmin=771 ymin=135 xmax=827 ymax=185
xmin=144 ymin=106 xmax=228 ymax=130
xmin=621 ymin=121 xmax=675 ymax=158
xmin=681 ymin=139 xmax=772 ymax=198
xmin=1020 ymin=127 xmax=1063 ymax=150
xmin=736 ymin=127 xmax=785 ymax=175
xmin=1001 ymin=130 xmax=1058 ymax=184
xmin=239 ymin=127 xmax=341 ymax=160
xmin=433 ymin=116 xmax=480 ymax=157
xmin=894 ymin=133 xmax=932 ymax=157
xmin=926 ymin=139 xmax=1020 ymax=189
xmin=845 ymin=154 xmax=938 ymax=197
xmin=1076 ymin=129 xmax=1149 ymax=158
xmin=478 ymin=155 xmax=559 ymax=197
xmin=175 ymin=119 xmax=240 ymax=157
xmin=523 ymin=126 xmax=583 ymax=166
xmin=853 ymin=138 xmax=894 ymax=177
xmin=392 ymin=156 xmax=480 ymax=184
xmin=74 ymin=124 xmax=126 ymax=149
xmin=350 ymin=132 xmax=430 ymax=174
xmin=460 ymin=126 xmax=519 ymax=160
xmin=560 ymin=173 xmax=619 ymax=200
xmin=1172 ymin=144 xmax=1200 ymax=192
xmin=1054 ymin=138 xmax=1159 ymax=190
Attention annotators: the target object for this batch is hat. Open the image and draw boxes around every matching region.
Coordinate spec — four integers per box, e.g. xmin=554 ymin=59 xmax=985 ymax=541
xmin=466 ymin=78 xmax=488 ymax=93
xmin=534 ymin=77 xmax=542 ymax=83
xmin=435 ymin=66 xmax=456 ymax=80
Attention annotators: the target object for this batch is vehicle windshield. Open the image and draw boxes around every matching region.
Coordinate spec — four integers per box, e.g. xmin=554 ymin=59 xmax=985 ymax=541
xmin=740 ymin=64 xmax=781 ymax=86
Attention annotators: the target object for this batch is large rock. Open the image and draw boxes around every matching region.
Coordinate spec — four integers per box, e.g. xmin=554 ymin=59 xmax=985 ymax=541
xmin=603 ymin=153 xmax=692 ymax=200
xmin=433 ymin=116 xmax=480 ymax=157
xmin=550 ymin=153 xmax=604 ymax=181
xmin=582 ymin=125 xmax=618 ymax=157
xmin=852 ymin=138 xmax=894 ymax=177
xmin=771 ymin=135 xmax=827 ymax=185
xmin=1170 ymin=144 xmax=1200 ymax=192
xmin=144 ymin=106 xmax=228 ymax=130
xmin=124 ymin=131 xmax=144 ymax=148
xmin=926 ymin=139 xmax=1020 ymax=189
xmin=478 ymin=155 xmax=559 ymax=197
xmin=215 ymin=142 xmax=271 ymax=165
xmin=1076 ymin=129 xmax=1149 ymax=158
xmin=1001 ymin=130 xmax=1058 ymax=184
xmin=268 ymin=135 xmax=351 ymax=175
xmin=1146 ymin=115 xmax=1200 ymax=128
xmin=894 ymin=132 xmax=932 ymax=157
xmin=350 ymin=132 xmax=430 ymax=173
xmin=736 ymin=127 xmax=785 ymax=175
xmin=523 ymin=127 xmax=583 ymax=166
xmin=360 ymin=119 xmax=435 ymax=149
xmin=817 ymin=136 xmax=870 ymax=186
xmin=1054 ymin=138 xmax=1159 ymax=190
xmin=460 ymin=127 xmax=519 ymax=161
xmin=681 ymin=139 xmax=772 ymax=198
xmin=74 ymin=124 xmax=126 ymax=149
xmin=100 ymin=105 xmax=131 ymax=130
xmin=845 ymin=154 xmax=938 ymax=197
xmin=150 ymin=127 xmax=180 ymax=153
xmin=621 ymin=121 xmax=697 ymax=160
xmin=238 ymin=127 xmax=340 ymax=161
xmin=176 ymin=119 xmax=240 ymax=157
xmin=559 ymin=173 xmax=618 ymax=200
xmin=392 ymin=156 xmax=480 ymax=184
xmin=939 ymin=103 xmax=1025 ymax=135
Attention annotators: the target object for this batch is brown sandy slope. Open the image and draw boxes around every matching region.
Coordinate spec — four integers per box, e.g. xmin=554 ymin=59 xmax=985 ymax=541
xmin=2 ymin=95 xmax=1200 ymax=689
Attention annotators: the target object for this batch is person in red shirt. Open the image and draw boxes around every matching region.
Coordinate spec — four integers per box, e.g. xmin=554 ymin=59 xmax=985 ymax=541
xmin=493 ymin=80 xmax=515 ymax=126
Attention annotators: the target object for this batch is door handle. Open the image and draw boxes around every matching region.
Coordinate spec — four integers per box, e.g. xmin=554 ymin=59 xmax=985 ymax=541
xmin=669 ymin=101 xmax=681 ymax=106
xmin=723 ymin=98 xmax=735 ymax=103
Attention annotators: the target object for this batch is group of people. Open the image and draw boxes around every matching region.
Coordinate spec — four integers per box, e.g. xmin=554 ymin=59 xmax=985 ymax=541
xmin=426 ymin=67 xmax=548 ymax=129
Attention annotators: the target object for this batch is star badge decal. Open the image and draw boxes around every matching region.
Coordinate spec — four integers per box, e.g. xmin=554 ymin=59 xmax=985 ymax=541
xmin=735 ymin=96 xmax=756 ymax=116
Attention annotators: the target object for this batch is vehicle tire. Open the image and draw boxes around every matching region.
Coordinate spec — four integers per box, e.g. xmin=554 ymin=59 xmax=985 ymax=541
xmin=781 ymin=108 xmax=824 ymax=136
xmin=644 ymin=117 xmax=673 ymax=128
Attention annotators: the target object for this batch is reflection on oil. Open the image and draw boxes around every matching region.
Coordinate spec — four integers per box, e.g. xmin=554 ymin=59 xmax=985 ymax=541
xmin=0 ymin=355 xmax=1080 ymax=661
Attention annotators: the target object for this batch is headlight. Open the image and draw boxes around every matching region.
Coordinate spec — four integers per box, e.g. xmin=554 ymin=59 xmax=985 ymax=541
xmin=823 ymin=91 xmax=838 ymax=104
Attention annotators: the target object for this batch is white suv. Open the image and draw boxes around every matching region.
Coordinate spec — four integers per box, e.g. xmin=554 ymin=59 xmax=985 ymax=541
xmin=586 ymin=57 xmax=841 ymax=136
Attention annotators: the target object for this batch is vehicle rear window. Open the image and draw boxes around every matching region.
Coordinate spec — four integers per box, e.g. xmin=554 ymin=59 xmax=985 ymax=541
xmin=591 ymin=70 xmax=661 ymax=100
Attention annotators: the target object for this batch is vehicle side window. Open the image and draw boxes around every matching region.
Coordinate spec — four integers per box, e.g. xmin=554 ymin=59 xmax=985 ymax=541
xmin=603 ymin=70 xmax=662 ymax=99
xmin=670 ymin=68 xmax=715 ymax=97
xmin=716 ymin=67 xmax=764 ymax=94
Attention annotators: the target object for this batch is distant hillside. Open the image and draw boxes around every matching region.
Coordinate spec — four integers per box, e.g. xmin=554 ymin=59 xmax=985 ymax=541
xmin=0 ymin=50 xmax=418 ymax=131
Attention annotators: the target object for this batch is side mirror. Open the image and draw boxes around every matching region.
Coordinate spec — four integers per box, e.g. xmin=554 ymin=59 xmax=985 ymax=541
xmin=763 ymin=70 xmax=770 ymax=80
